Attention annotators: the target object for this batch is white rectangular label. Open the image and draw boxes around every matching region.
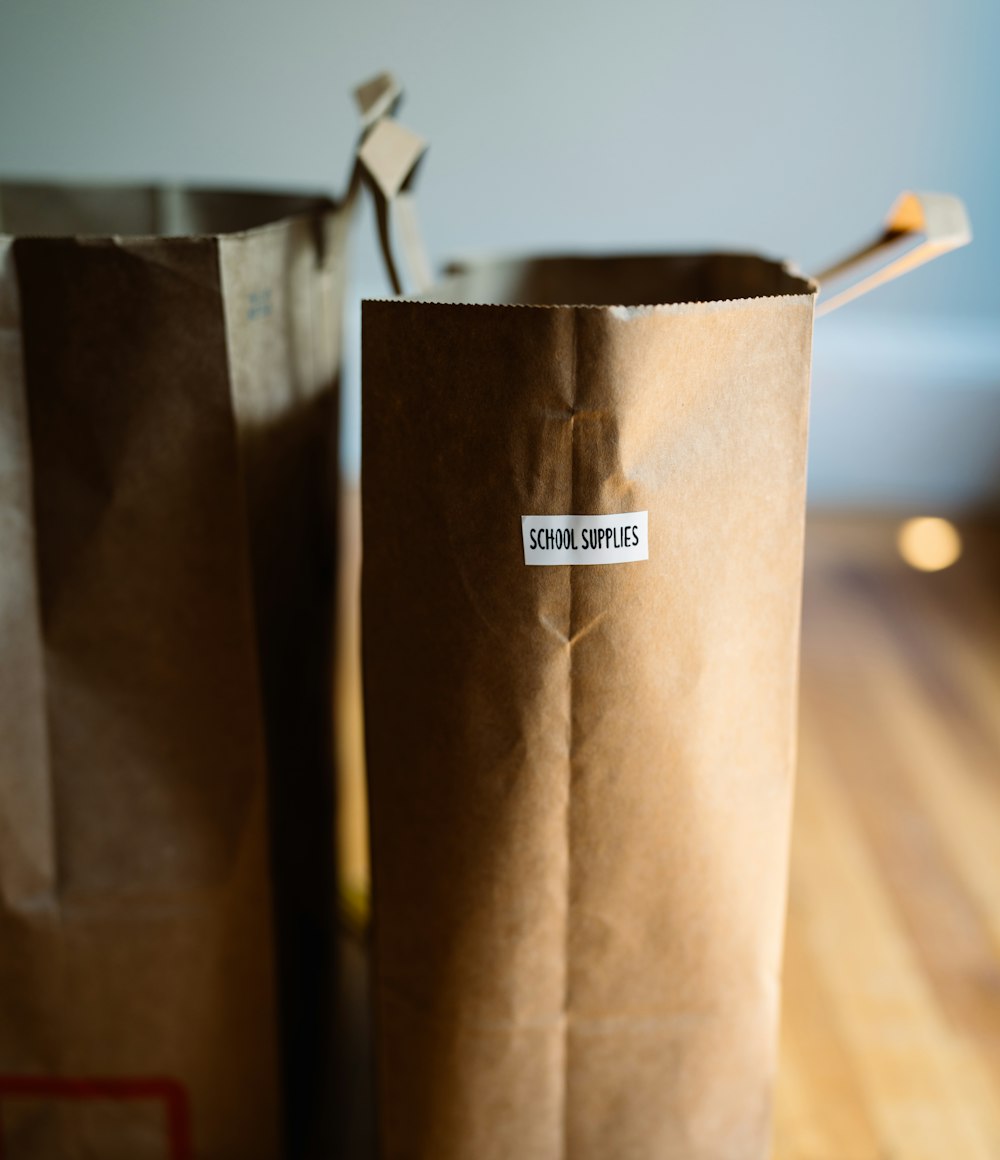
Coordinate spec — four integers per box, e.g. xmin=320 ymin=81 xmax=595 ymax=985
xmin=521 ymin=511 xmax=649 ymax=566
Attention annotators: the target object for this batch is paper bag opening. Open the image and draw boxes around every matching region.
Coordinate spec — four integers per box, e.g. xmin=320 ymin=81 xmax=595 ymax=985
xmin=430 ymin=252 xmax=814 ymax=308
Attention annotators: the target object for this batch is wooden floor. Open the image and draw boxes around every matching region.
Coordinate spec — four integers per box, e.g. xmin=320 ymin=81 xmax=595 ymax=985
xmin=774 ymin=515 xmax=1000 ymax=1160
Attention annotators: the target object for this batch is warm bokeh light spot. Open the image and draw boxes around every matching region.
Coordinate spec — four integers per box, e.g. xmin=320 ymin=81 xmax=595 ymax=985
xmin=896 ymin=517 xmax=962 ymax=572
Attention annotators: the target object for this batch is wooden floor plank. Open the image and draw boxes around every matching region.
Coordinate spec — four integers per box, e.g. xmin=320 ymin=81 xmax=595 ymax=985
xmin=775 ymin=515 xmax=1000 ymax=1160
xmin=773 ymin=892 xmax=882 ymax=1160
xmin=787 ymin=714 xmax=999 ymax=1160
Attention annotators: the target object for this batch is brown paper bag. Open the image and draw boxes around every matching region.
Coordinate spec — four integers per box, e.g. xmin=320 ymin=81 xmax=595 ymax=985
xmin=0 ymin=72 xmax=403 ymax=1159
xmin=0 ymin=181 xmax=345 ymax=1160
xmin=359 ymin=131 xmax=970 ymax=1160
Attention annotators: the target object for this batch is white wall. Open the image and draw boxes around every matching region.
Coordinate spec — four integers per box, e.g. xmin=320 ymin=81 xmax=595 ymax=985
xmin=2 ymin=0 xmax=998 ymax=506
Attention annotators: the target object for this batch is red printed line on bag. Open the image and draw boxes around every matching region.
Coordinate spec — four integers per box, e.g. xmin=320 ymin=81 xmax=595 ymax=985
xmin=0 ymin=1075 xmax=192 ymax=1160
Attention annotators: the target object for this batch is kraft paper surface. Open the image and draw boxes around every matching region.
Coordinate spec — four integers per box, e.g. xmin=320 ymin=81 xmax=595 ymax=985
xmin=362 ymin=253 xmax=817 ymax=1160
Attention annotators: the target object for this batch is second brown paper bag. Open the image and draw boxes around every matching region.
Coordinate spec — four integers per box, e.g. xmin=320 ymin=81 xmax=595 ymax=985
xmin=0 ymin=72 xmax=402 ymax=1160
xmin=363 ymin=258 xmax=813 ymax=1160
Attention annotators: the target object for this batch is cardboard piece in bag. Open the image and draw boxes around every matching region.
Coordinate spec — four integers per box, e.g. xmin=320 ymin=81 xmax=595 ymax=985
xmin=359 ymin=136 xmax=970 ymax=1160
xmin=0 ymin=170 xmax=357 ymax=1157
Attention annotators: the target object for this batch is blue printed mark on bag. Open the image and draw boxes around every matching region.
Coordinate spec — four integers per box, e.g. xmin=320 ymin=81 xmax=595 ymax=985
xmin=247 ymin=289 xmax=273 ymax=320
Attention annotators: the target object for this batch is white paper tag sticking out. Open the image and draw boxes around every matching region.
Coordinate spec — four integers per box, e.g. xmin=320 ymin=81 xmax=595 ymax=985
xmin=521 ymin=512 xmax=648 ymax=566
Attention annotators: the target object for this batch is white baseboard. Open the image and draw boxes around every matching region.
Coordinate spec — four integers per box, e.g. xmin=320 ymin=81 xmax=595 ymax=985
xmin=809 ymin=314 xmax=1000 ymax=511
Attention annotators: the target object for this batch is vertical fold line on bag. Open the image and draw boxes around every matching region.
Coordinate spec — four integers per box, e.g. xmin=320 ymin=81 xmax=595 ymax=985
xmin=0 ymin=238 xmax=59 ymax=912
xmin=558 ymin=305 xmax=582 ymax=1160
